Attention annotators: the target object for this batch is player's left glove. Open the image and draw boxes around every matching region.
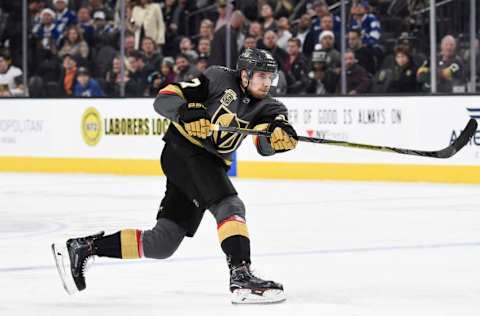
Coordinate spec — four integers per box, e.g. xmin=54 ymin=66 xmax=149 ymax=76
xmin=267 ymin=116 xmax=298 ymax=152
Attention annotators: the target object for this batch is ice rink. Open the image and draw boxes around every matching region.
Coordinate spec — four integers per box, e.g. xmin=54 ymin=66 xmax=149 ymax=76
xmin=1 ymin=172 xmax=479 ymax=316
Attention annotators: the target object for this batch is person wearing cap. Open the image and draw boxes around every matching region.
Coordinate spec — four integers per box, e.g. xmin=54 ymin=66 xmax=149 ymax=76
xmin=316 ymin=30 xmax=340 ymax=71
xmin=74 ymin=66 xmax=104 ymax=97
xmin=350 ymin=1 xmax=382 ymax=47
xmin=32 ymin=7 xmax=62 ymax=47
xmin=91 ymin=0 xmax=114 ymax=21
xmin=53 ymin=0 xmax=77 ymax=34
xmin=131 ymin=0 xmax=166 ymax=49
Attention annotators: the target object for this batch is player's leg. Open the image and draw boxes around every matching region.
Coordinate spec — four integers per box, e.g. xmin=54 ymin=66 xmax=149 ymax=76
xmin=209 ymin=195 xmax=285 ymax=304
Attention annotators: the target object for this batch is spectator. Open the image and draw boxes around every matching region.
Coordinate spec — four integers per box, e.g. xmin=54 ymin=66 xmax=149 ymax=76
xmin=196 ymin=38 xmax=211 ymax=60
xmin=276 ymin=17 xmax=292 ymax=51
xmin=92 ymin=10 xmax=117 ymax=49
xmin=53 ymin=0 xmax=77 ymax=34
xmin=90 ymin=0 xmax=114 ymax=21
xmin=131 ymin=0 xmax=165 ymax=49
xmin=58 ymin=25 xmax=90 ymax=61
xmin=438 ymin=35 xmax=466 ymax=93
xmin=348 ymin=29 xmax=376 ymax=75
xmin=161 ymin=0 xmax=180 ymax=57
xmin=32 ymin=8 xmax=62 ymax=50
xmin=336 ymin=50 xmax=371 ymax=95
xmin=214 ymin=0 xmax=233 ymax=31
xmin=260 ymin=4 xmax=277 ymax=33
xmin=247 ymin=21 xmax=264 ymax=44
xmin=208 ymin=10 xmax=245 ymax=68
xmin=292 ymin=13 xmax=312 ymax=52
xmin=74 ymin=66 xmax=104 ymax=97
xmin=124 ymin=33 xmax=136 ymax=57
xmin=77 ymin=6 xmax=95 ymax=46
xmin=284 ymin=38 xmax=310 ymax=94
xmin=91 ymin=10 xmax=118 ymax=77
xmin=242 ymin=36 xmax=257 ymax=51
xmin=141 ymin=36 xmax=162 ymax=73
xmin=195 ymin=19 xmax=214 ymax=44
xmin=179 ymin=37 xmax=198 ymax=63
xmin=417 ymin=35 xmax=466 ymax=93
xmin=385 ymin=45 xmax=418 ymax=93
xmin=258 ymin=30 xmax=288 ymax=73
xmin=316 ymin=31 xmax=341 ymax=72
xmin=175 ymin=54 xmax=200 ymax=82
xmin=103 ymin=56 xmax=138 ymax=96
xmin=0 ymin=52 xmax=23 ymax=97
xmin=306 ymin=59 xmax=327 ymax=95
xmin=58 ymin=53 xmax=79 ymax=96
xmin=195 ymin=56 xmax=209 ymax=73
xmin=128 ymin=51 xmax=150 ymax=96
xmin=350 ymin=2 xmax=381 ymax=47
xmin=147 ymin=57 xmax=175 ymax=96
xmin=307 ymin=49 xmax=338 ymax=94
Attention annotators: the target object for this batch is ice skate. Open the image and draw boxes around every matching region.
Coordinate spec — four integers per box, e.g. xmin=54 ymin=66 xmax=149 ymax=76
xmin=51 ymin=231 xmax=104 ymax=295
xmin=229 ymin=262 xmax=286 ymax=304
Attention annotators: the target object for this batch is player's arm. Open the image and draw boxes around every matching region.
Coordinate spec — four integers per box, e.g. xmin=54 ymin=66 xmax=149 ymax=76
xmin=252 ymin=105 xmax=298 ymax=156
xmin=153 ymin=74 xmax=211 ymax=138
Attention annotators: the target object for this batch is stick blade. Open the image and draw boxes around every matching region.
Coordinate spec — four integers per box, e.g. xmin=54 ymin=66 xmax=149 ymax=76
xmin=435 ymin=118 xmax=478 ymax=158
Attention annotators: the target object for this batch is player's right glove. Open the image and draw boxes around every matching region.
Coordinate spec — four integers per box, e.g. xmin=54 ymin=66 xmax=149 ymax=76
xmin=178 ymin=102 xmax=211 ymax=139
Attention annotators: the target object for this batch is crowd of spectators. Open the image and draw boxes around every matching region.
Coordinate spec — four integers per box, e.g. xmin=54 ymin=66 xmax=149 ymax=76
xmin=0 ymin=0 xmax=476 ymax=97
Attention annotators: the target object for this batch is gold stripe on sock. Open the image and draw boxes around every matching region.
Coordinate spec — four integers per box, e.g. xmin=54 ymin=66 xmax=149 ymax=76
xmin=120 ymin=229 xmax=140 ymax=259
xmin=218 ymin=218 xmax=249 ymax=243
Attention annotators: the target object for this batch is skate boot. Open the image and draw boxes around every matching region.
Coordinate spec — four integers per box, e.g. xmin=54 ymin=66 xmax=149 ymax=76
xmin=229 ymin=262 xmax=286 ymax=304
xmin=51 ymin=231 xmax=104 ymax=295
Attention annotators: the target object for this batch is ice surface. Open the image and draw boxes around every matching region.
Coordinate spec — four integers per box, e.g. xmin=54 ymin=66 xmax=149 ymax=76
xmin=1 ymin=173 xmax=480 ymax=316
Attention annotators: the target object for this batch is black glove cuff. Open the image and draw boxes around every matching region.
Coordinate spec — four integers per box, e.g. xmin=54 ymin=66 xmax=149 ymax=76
xmin=178 ymin=103 xmax=208 ymax=123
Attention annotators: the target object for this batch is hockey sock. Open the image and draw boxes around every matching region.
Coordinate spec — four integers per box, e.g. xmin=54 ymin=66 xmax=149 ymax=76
xmin=217 ymin=215 xmax=251 ymax=266
xmin=94 ymin=229 xmax=143 ymax=259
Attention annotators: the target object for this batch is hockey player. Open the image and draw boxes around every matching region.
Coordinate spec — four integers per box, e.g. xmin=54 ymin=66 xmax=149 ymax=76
xmin=52 ymin=48 xmax=298 ymax=304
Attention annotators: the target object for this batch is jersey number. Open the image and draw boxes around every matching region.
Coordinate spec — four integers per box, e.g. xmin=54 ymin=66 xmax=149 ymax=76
xmin=178 ymin=78 xmax=201 ymax=88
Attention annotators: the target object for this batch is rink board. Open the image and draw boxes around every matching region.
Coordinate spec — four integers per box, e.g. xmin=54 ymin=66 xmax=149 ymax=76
xmin=0 ymin=97 xmax=479 ymax=183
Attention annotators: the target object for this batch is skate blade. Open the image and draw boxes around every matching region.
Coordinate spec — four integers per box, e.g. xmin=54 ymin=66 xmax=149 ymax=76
xmin=231 ymin=289 xmax=286 ymax=305
xmin=51 ymin=243 xmax=78 ymax=295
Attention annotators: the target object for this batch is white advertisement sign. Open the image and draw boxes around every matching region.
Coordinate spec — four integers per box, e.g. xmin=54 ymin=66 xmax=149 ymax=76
xmin=0 ymin=96 xmax=478 ymax=166
xmin=238 ymin=96 xmax=480 ymax=166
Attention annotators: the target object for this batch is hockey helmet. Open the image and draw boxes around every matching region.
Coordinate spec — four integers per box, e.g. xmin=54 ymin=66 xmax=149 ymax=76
xmin=237 ymin=48 xmax=279 ymax=86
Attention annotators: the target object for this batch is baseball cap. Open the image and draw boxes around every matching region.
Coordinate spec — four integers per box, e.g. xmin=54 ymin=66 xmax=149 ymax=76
xmin=319 ymin=30 xmax=335 ymax=41
xmin=93 ymin=11 xmax=106 ymax=20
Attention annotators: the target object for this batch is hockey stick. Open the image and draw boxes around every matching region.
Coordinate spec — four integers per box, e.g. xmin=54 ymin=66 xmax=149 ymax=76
xmin=212 ymin=118 xmax=478 ymax=159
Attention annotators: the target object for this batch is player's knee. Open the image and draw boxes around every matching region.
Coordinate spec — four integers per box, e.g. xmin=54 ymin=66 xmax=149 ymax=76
xmin=209 ymin=195 xmax=246 ymax=223
xmin=142 ymin=219 xmax=185 ymax=259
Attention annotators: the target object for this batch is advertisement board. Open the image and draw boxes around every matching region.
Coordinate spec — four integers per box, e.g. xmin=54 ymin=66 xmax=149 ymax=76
xmin=0 ymin=96 xmax=479 ymax=182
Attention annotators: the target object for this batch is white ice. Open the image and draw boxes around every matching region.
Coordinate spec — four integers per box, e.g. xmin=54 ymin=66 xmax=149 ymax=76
xmin=1 ymin=173 xmax=479 ymax=316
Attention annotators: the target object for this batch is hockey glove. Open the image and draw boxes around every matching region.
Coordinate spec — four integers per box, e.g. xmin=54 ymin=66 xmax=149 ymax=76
xmin=178 ymin=102 xmax=211 ymax=139
xmin=267 ymin=116 xmax=298 ymax=152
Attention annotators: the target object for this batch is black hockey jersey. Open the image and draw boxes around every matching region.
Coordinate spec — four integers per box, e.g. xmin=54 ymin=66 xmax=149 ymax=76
xmin=154 ymin=66 xmax=289 ymax=165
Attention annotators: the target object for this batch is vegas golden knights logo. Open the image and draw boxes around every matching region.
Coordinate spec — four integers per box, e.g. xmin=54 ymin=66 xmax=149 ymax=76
xmin=211 ymin=89 xmax=248 ymax=153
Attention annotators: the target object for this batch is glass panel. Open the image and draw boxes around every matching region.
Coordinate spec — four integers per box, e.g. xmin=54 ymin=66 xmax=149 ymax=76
xmin=0 ymin=2 xmax=26 ymax=97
